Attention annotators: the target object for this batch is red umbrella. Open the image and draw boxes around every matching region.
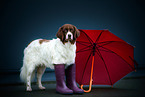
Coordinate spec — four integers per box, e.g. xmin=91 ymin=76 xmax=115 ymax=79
xmin=75 ymin=29 xmax=138 ymax=92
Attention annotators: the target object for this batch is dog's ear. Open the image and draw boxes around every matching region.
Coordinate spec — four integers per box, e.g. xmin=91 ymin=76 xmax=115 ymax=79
xmin=73 ymin=25 xmax=80 ymax=40
xmin=56 ymin=26 xmax=64 ymax=41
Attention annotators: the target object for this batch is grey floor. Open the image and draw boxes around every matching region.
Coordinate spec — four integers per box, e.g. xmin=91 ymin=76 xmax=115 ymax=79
xmin=0 ymin=69 xmax=145 ymax=97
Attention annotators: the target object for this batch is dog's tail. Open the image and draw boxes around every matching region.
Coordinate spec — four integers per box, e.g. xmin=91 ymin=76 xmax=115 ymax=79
xmin=20 ymin=65 xmax=35 ymax=83
xmin=20 ymin=65 xmax=27 ymax=83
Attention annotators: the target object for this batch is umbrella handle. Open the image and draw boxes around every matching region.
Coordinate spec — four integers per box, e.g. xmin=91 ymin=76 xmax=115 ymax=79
xmin=80 ymin=56 xmax=94 ymax=93
xmin=80 ymin=79 xmax=92 ymax=93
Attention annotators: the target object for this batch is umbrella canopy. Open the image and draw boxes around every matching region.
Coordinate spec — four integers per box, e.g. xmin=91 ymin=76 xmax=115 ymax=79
xmin=75 ymin=29 xmax=137 ymax=92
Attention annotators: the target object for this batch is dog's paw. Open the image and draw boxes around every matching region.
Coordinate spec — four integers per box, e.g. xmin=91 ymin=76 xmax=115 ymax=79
xmin=27 ymin=87 xmax=32 ymax=91
xmin=39 ymin=86 xmax=46 ymax=90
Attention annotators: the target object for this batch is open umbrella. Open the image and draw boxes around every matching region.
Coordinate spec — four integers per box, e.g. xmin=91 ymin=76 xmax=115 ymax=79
xmin=75 ymin=29 xmax=138 ymax=92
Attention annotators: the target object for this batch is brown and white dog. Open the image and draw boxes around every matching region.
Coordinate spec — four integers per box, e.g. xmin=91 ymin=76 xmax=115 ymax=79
xmin=20 ymin=24 xmax=80 ymax=91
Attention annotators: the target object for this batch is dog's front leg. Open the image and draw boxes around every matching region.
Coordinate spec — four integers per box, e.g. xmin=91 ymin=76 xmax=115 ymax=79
xmin=37 ymin=65 xmax=46 ymax=90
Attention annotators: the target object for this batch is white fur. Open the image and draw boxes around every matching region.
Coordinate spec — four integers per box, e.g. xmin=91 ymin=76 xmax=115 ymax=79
xmin=66 ymin=31 xmax=73 ymax=40
xmin=20 ymin=38 xmax=76 ymax=91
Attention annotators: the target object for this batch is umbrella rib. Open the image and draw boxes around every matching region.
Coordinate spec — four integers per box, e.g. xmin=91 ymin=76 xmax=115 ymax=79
xmin=81 ymin=51 xmax=93 ymax=85
xmin=129 ymin=56 xmax=138 ymax=67
xmin=95 ymin=48 xmax=113 ymax=86
xmin=97 ymin=41 xmax=114 ymax=50
xmin=95 ymin=30 xmax=104 ymax=43
xmin=80 ymin=30 xmax=94 ymax=44
xmin=76 ymin=45 xmax=92 ymax=53
xmin=76 ymin=49 xmax=92 ymax=53
xmin=96 ymin=41 xmax=115 ymax=53
xmin=97 ymin=49 xmax=114 ymax=53
xmin=97 ymin=41 xmax=129 ymax=46
xmin=97 ymin=41 xmax=114 ymax=45
xmin=77 ymin=41 xmax=91 ymax=44
xmin=98 ymin=46 xmax=135 ymax=71
xmin=77 ymin=41 xmax=91 ymax=47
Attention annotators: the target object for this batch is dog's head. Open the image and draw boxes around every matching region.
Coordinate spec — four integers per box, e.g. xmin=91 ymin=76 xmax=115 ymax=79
xmin=56 ymin=24 xmax=80 ymax=44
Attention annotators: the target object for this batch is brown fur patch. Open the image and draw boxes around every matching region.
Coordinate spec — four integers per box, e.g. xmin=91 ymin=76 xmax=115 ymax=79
xmin=39 ymin=39 xmax=50 ymax=44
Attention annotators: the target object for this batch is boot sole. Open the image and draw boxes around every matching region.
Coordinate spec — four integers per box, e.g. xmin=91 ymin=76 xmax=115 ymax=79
xmin=73 ymin=92 xmax=84 ymax=95
xmin=56 ymin=91 xmax=73 ymax=95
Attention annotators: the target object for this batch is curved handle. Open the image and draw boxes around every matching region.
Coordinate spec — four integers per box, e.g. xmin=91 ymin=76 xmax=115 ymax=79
xmin=80 ymin=56 xmax=94 ymax=93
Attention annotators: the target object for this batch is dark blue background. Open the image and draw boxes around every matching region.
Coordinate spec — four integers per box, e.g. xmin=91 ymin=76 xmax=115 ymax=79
xmin=1 ymin=0 xmax=145 ymax=71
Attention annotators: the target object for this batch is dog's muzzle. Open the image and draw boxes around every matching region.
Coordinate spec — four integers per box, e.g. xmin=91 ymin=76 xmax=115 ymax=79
xmin=66 ymin=31 xmax=73 ymax=40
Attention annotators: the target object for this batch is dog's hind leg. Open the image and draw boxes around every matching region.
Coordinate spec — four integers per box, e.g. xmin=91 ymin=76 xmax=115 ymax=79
xmin=26 ymin=68 xmax=35 ymax=91
xmin=37 ymin=65 xmax=46 ymax=90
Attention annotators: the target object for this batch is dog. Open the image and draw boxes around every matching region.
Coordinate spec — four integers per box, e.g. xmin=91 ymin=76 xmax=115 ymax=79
xmin=20 ymin=24 xmax=80 ymax=91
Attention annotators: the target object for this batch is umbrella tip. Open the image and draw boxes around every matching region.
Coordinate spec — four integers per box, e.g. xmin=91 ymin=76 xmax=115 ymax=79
xmin=103 ymin=29 xmax=108 ymax=31
xmin=111 ymin=85 xmax=113 ymax=88
xmin=135 ymin=70 xmax=137 ymax=72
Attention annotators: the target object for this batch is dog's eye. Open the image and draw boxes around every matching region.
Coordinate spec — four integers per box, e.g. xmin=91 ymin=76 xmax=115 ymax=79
xmin=64 ymin=29 xmax=68 ymax=33
xmin=70 ymin=29 xmax=73 ymax=32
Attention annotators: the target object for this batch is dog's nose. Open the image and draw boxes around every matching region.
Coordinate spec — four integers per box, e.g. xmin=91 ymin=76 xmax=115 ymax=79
xmin=68 ymin=34 xmax=71 ymax=38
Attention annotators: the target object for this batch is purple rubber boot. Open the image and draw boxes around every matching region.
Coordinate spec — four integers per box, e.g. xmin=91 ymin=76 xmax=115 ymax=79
xmin=65 ymin=64 xmax=84 ymax=94
xmin=54 ymin=64 xmax=73 ymax=94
